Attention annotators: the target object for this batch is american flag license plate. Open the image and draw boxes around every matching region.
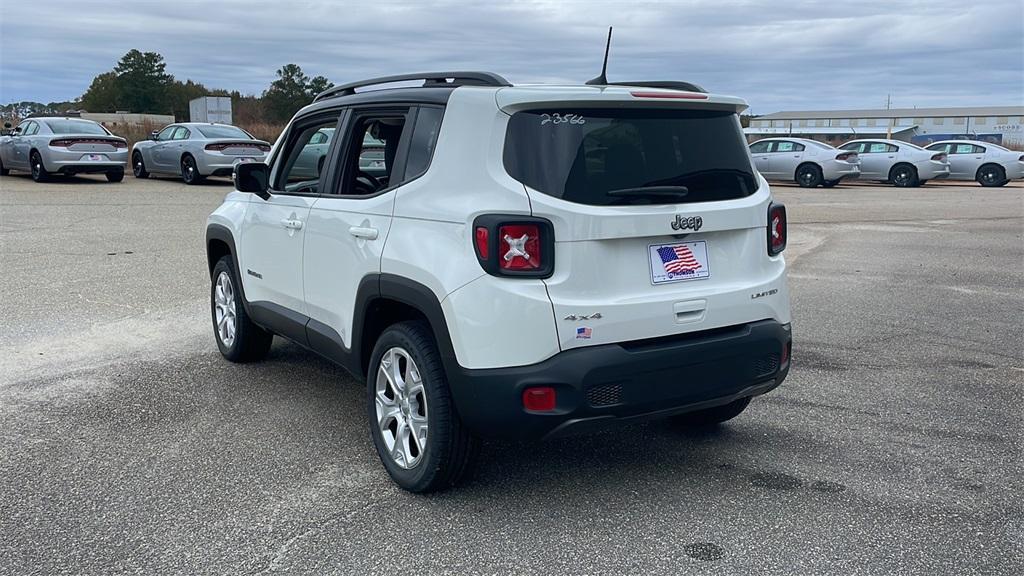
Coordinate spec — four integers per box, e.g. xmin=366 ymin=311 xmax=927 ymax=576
xmin=648 ymin=241 xmax=711 ymax=285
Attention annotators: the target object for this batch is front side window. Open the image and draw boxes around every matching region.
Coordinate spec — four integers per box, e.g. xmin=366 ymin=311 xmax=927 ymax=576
xmin=172 ymin=127 xmax=191 ymax=140
xmin=156 ymin=126 xmax=176 ymax=141
xmin=504 ymin=108 xmax=756 ymax=206
xmin=749 ymin=141 xmax=771 ymax=153
xmin=22 ymin=122 xmax=39 ymax=135
xmin=840 ymin=142 xmax=864 ymax=153
xmin=275 ymin=117 xmax=341 ymax=193
xmin=927 ymin=143 xmax=952 ymax=153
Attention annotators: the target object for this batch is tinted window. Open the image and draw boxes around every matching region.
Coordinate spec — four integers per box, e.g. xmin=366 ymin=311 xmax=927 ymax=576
xmin=504 ymin=108 xmax=756 ymax=206
xmin=196 ymin=125 xmax=250 ymax=139
xmin=404 ymin=107 xmax=444 ymax=178
xmin=839 ymin=142 xmax=863 ymax=153
xmin=749 ymin=141 xmax=770 ymax=153
xmin=44 ymin=119 xmax=108 ymax=135
xmin=926 ymin=143 xmax=951 ymax=153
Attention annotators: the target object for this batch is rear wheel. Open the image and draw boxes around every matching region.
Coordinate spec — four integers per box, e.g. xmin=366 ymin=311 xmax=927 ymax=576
xmin=106 ymin=169 xmax=124 ymax=183
xmin=977 ymin=164 xmax=1007 ymax=187
xmin=890 ymin=164 xmax=918 ymax=188
xmin=181 ymin=155 xmax=204 ymax=185
xmin=211 ymin=256 xmax=273 ymax=362
xmin=672 ymin=397 xmax=752 ymax=428
xmin=795 ymin=164 xmax=823 ymax=188
xmin=367 ymin=321 xmax=479 ymax=493
xmin=30 ymin=151 xmax=48 ymax=182
xmin=132 ymin=152 xmax=149 ymax=178
xmin=0 ymin=155 xmax=8 ymax=176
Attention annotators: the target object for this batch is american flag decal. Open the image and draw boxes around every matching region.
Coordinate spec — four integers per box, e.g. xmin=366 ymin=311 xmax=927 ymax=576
xmin=657 ymin=245 xmax=702 ymax=275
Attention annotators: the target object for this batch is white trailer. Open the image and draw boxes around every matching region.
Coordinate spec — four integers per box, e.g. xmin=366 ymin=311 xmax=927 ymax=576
xmin=189 ymin=97 xmax=232 ymax=124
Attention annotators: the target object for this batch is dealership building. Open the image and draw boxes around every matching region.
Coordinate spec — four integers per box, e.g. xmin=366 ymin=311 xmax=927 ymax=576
xmin=745 ymin=106 xmax=1024 ymax=148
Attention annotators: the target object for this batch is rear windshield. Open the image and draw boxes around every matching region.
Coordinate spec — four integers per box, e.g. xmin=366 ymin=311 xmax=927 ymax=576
xmin=45 ymin=120 xmax=109 ymax=135
xmin=196 ymin=125 xmax=251 ymax=139
xmin=504 ymin=108 xmax=757 ymax=205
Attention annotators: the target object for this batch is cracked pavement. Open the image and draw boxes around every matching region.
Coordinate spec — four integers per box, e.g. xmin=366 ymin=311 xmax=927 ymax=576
xmin=1 ymin=173 xmax=1022 ymax=575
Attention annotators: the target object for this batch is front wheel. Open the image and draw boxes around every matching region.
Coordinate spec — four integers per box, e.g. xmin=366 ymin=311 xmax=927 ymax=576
xmin=106 ymin=169 xmax=124 ymax=183
xmin=890 ymin=164 xmax=918 ymax=188
xmin=795 ymin=164 xmax=823 ymax=188
xmin=30 ymin=151 xmax=48 ymax=182
xmin=977 ymin=164 xmax=1007 ymax=187
xmin=672 ymin=397 xmax=752 ymax=428
xmin=132 ymin=152 xmax=149 ymax=178
xmin=211 ymin=256 xmax=273 ymax=362
xmin=181 ymin=155 xmax=205 ymax=185
xmin=367 ymin=321 xmax=479 ymax=493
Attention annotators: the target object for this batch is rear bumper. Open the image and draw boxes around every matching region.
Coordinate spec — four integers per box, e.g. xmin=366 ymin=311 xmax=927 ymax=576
xmin=823 ymin=162 xmax=860 ymax=181
xmin=195 ymin=151 xmax=266 ymax=177
xmin=44 ymin=149 xmax=127 ymax=173
xmin=447 ymin=319 xmax=791 ymax=440
xmin=919 ymin=161 xmax=950 ymax=180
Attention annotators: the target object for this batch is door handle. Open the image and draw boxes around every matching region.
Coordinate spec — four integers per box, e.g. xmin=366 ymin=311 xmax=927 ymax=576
xmin=349 ymin=226 xmax=379 ymax=240
xmin=281 ymin=218 xmax=304 ymax=230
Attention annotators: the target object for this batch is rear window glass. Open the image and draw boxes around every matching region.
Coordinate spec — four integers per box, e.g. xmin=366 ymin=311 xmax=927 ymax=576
xmin=196 ymin=125 xmax=250 ymax=139
xmin=45 ymin=120 xmax=108 ymax=135
xmin=504 ymin=108 xmax=757 ymax=205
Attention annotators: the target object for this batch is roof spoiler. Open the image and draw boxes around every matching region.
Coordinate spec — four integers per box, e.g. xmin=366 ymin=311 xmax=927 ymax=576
xmin=314 ymin=71 xmax=511 ymax=102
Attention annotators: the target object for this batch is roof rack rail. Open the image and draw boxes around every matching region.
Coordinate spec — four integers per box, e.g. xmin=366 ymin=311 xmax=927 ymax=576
xmin=314 ymin=71 xmax=511 ymax=102
xmin=607 ymin=81 xmax=706 ymax=94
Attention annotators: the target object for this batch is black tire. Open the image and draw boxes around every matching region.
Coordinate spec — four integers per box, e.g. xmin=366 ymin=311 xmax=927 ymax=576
xmin=211 ymin=256 xmax=273 ymax=362
xmin=977 ymin=164 xmax=1007 ymax=187
xmin=132 ymin=152 xmax=149 ymax=178
xmin=889 ymin=163 xmax=918 ymax=188
xmin=106 ymin=169 xmax=125 ymax=183
xmin=181 ymin=154 xmax=205 ymax=185
xmin=30 ymin=151 xmax=48 ymax=182
xmin=822 ymin=179 xmax=839 ymax=188
xmin=795 ymin=164 xmax=823 ymax=188
xmin=0 ymin=155 xmax=9 ymax=176
xmin=367 ymin=321 xmax=479 ymax=493
xmin=672 ymin=397 xmax=752 ymax=428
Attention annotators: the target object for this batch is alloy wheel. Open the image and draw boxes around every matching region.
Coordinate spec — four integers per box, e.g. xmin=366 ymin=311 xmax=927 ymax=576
xmin=980 ymin=167 xmax=1000 ymax=186
xmin=375 ymin=347 xmax=428 ymax=469
xmin=214 ymin=271 xmax=237 ymax=347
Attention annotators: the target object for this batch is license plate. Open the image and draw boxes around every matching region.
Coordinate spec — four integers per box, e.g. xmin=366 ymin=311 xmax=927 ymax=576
xmin=84 ymin=154 xmax=105 ymax=161
xmin=234 ymin=157 xmax=255 ymax=164
xmin=649 ymin=241 xmax=711 ymax=285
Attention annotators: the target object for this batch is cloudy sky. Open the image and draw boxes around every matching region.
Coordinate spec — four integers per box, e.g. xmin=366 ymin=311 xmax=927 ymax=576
xmin=1 ymin=0 xmax=1021 ymax=114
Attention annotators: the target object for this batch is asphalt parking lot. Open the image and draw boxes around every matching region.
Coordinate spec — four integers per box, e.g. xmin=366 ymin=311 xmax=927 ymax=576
xmin=1 ymin=173 xmax=1022 ymax=575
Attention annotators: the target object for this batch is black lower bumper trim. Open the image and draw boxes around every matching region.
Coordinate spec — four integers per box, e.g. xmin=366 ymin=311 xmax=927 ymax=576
xmin=446 ymin=319 xmax=791 ymax=440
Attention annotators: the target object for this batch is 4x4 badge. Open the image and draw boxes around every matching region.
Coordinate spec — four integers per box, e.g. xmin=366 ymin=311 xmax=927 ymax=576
xmin=564 ymin=313 xmax=602 ymax=321
xmin=671 ymin=215 xmax=703 ymax=232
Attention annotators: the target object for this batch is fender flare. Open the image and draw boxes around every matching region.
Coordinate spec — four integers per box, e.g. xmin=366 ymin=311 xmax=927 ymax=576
xmin=205 ymin=224 xmax=253 ymax=316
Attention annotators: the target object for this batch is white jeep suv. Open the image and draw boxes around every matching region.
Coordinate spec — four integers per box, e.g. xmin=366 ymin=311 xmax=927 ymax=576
xmin=206 ymin=72 xmax=792 ymax=492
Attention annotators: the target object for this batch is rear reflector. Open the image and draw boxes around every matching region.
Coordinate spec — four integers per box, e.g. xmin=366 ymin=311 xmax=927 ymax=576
xmin=474 ymin=226 xmax=489 ymax=260
xmin=781 ymin=341 xmax=791 ymax=365
xmin=630 ymin=91 xmax=708 ymax=100
xmin=767 ymin=202 xmax=787 ymax=256
xmin=499 ymin=224 xmax=541 ymax=270
xmin=522 ymin=387 xmax=556 ymax=412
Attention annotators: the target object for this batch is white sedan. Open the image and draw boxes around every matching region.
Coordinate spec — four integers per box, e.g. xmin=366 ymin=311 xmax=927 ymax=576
xmin=838 ymin=139 xmax=950 ymax=187
xmin=749 ymin=138 xmax=860 ymax=188
xmin=924 ymin=140 xmax=1024 ymax=187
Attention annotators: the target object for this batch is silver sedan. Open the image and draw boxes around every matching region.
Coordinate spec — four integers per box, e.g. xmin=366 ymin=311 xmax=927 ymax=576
xmin=0 ymin=117 xmax=128 ymax=182
xmin=924 ymin=140 xmax=1024 ymax=187
xmin=749 ymin=137 xmax=861 ymax=187
xmin=131 ymin=122 xmax=270 ymax=185
xmin=838 ymin=139 xmax=950 ymax=187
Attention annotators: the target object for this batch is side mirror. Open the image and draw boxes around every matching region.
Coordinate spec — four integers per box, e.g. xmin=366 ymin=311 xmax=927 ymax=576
xmin=234 ymin=162 xmax=271 ymax=200
xmin=150 ymin=130 xmax=159 ymax=140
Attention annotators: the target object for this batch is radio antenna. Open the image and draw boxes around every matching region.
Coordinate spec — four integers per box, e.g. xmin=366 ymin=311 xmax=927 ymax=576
xmin=585 ymin=27 xmax=613 ymax=85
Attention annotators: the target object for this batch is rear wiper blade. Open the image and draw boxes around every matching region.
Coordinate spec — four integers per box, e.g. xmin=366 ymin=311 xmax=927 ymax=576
xmin=605 ymin=185 xmax=689 ymax=199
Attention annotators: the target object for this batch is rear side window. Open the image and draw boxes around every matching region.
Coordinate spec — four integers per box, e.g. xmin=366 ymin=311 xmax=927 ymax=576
xmin=404 ymin=107 xmax=444 ymax=179
xmin=504 ymin=108 xmax=757 ymax=205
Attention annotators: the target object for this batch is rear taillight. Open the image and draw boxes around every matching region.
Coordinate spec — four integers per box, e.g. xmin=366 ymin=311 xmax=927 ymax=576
xmin=522 ymin=386 xmax=557 ymax=412
xmin=767 ymin=202 xmax=787 ymax=256
xmin=205 ymin=143 xmax=230 ymax=151
xmin=1018 ymin=155 xmax=1024 ymax=162
xmin=49 ymin=139 xmax=73 ymax=147
xmin=835 ymin=152 xmax=857 ymax=162
xmin=472 ymin=215 xmax=554 ymax=278
xmin=113 ymin=140 xmax=127 ymax=148
xmin=256 ymin=143 xmax=271 ymax=152
xmin=50 ymin=138 xmax=126 ymax=148
xmin=931 ymin=153 xmax=947 ymax=162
